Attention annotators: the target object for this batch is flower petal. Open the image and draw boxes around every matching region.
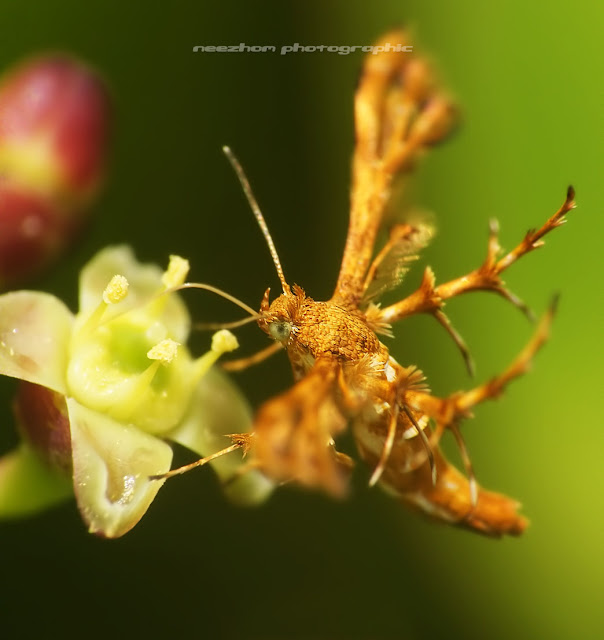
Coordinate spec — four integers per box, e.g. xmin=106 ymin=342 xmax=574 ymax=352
xmin=0 ymin=291 xmax=73 ymax=393
xmin=78 ymin=245 xmax=190 ymax=342
xmin=169 ymin=368 xmax=273 ymax=505
xmin=67 ymin=398 xmax=172 ymax=538
xmin=0 ymin=444 xmax=72 ymax=517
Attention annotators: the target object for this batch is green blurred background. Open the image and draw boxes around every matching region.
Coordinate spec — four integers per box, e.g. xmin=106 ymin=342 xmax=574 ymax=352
xmin=0 ymin=1 xmax=602 ymax=638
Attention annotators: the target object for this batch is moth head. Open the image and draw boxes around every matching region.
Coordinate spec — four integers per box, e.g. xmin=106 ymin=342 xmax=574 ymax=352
xmin=258 ymin=286 xmax=305 ymax=344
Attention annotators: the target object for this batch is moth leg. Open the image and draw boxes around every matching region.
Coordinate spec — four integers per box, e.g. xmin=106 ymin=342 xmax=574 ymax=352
xmin=408 ymin=297 xmax=557 ymax=475
xmin=333 ymin=449 xmax=355 ymax=472
xmin=369 ymin=375 xmax=437 ymax=487
xmin=432 ymin=308 xmax=475 ymax=377
xmin=213 ymin=440 xmax=351 ymax=491
xmin=221 ymin=341 xmax=282 ymax=372
xmin=149 ymin=434 xmax=250 ymax=480
xmin=401 ymin=403 xmax=436 ymax=485
xmin=379 ymin=187 xmax=575 ymax=324
xmin=452 ymin=295 xmax=557 ymax=414
xmin=390 ymin=301 xmax=553 ymax=531
xmin=449 ymin=421 xmax=478 ymax=507
xmin=368 ymin=402 xmax=400 ymax=487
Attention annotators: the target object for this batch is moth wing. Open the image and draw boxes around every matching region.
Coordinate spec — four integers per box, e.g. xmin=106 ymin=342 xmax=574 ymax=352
xmin=362 ymin=219 xmax=434 ymax=303
xmin=252 ymin=357 xmax=349 ymax=496
xmin=332 ymin=31 xmax=456 ymax=307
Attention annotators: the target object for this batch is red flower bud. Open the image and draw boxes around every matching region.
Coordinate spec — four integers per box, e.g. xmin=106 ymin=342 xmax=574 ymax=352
xmin=13 ymin=381 xmax=72 ymax=475
xmin=0 ymin=180 xmax=76 ymax=284
xmin=0 ymin=55 xmax=110 ymax=205
xmin=0 ymin=55 xmax=111 ymax=284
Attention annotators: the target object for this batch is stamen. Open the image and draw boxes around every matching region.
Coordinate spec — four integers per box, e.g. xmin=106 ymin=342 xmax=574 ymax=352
xmin=150 ymin=255 xmax=191 ymax=317
xmin=194 ymin=329 xmax=239 ymax=379
xmin=76 ymin=274 xmax=130 ymax=339
xmin=212 ymin=330 xmax=239 ymax=354
xmin=147 ymin=338 xmax=180 ymax=364
xmin=103 ymin=274 xmax=129 ymax=304
xmin=114 ymin=339 xmax=181 ymax=421
xmin=162 ymin=255 xmax=190 ymax=289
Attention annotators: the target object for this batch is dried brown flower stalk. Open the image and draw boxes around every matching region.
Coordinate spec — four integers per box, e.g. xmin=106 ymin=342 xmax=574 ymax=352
xmin=159 ymin=31 xmax=575 ymax=537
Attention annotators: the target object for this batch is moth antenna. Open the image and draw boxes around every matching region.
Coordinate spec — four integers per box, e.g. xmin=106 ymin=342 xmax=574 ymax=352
xmin=223 ymin=145 xmax=290 ymax=294
xmin=402 ymin=404 xmax=437 ymax=485
xmin=195 ymin=315 xmax=260 ymax=331
xmin=100 ymin=281 xmax=258 ymax=329
xmin=165 ymin=282 xmax=258 ymax=317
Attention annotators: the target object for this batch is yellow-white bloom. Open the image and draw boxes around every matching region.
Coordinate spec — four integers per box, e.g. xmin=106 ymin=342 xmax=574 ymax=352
xmin=0 ymin=246 xmax=272 ymax=537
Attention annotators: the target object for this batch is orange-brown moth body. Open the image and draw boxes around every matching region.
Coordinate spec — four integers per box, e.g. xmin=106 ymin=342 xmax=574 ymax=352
xmin=169 ymin=31 xmax=575 ymax=538
xmin=240 ymin=31 xmax=575 ymax=537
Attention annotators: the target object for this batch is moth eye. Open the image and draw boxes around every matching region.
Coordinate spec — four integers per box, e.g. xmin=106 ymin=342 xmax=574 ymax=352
xmin=268 ymin=321 xmax=292 ymax=341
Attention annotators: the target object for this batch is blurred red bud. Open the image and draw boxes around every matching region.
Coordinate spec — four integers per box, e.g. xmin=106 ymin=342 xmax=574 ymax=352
xmin=0 ymin=55 xmax=110 ymax=205
xmin=13 ymin=381 xmax=72 ymax=475
xmin=0 ymin=180 xmax=76 ymax=284
xmin=0 ymin=54 xmax=110 ymax=284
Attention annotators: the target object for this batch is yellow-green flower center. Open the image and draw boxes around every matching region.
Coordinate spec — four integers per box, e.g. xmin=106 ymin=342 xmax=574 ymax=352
xmin=65 ymin=258 xmax=238 ymax=436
